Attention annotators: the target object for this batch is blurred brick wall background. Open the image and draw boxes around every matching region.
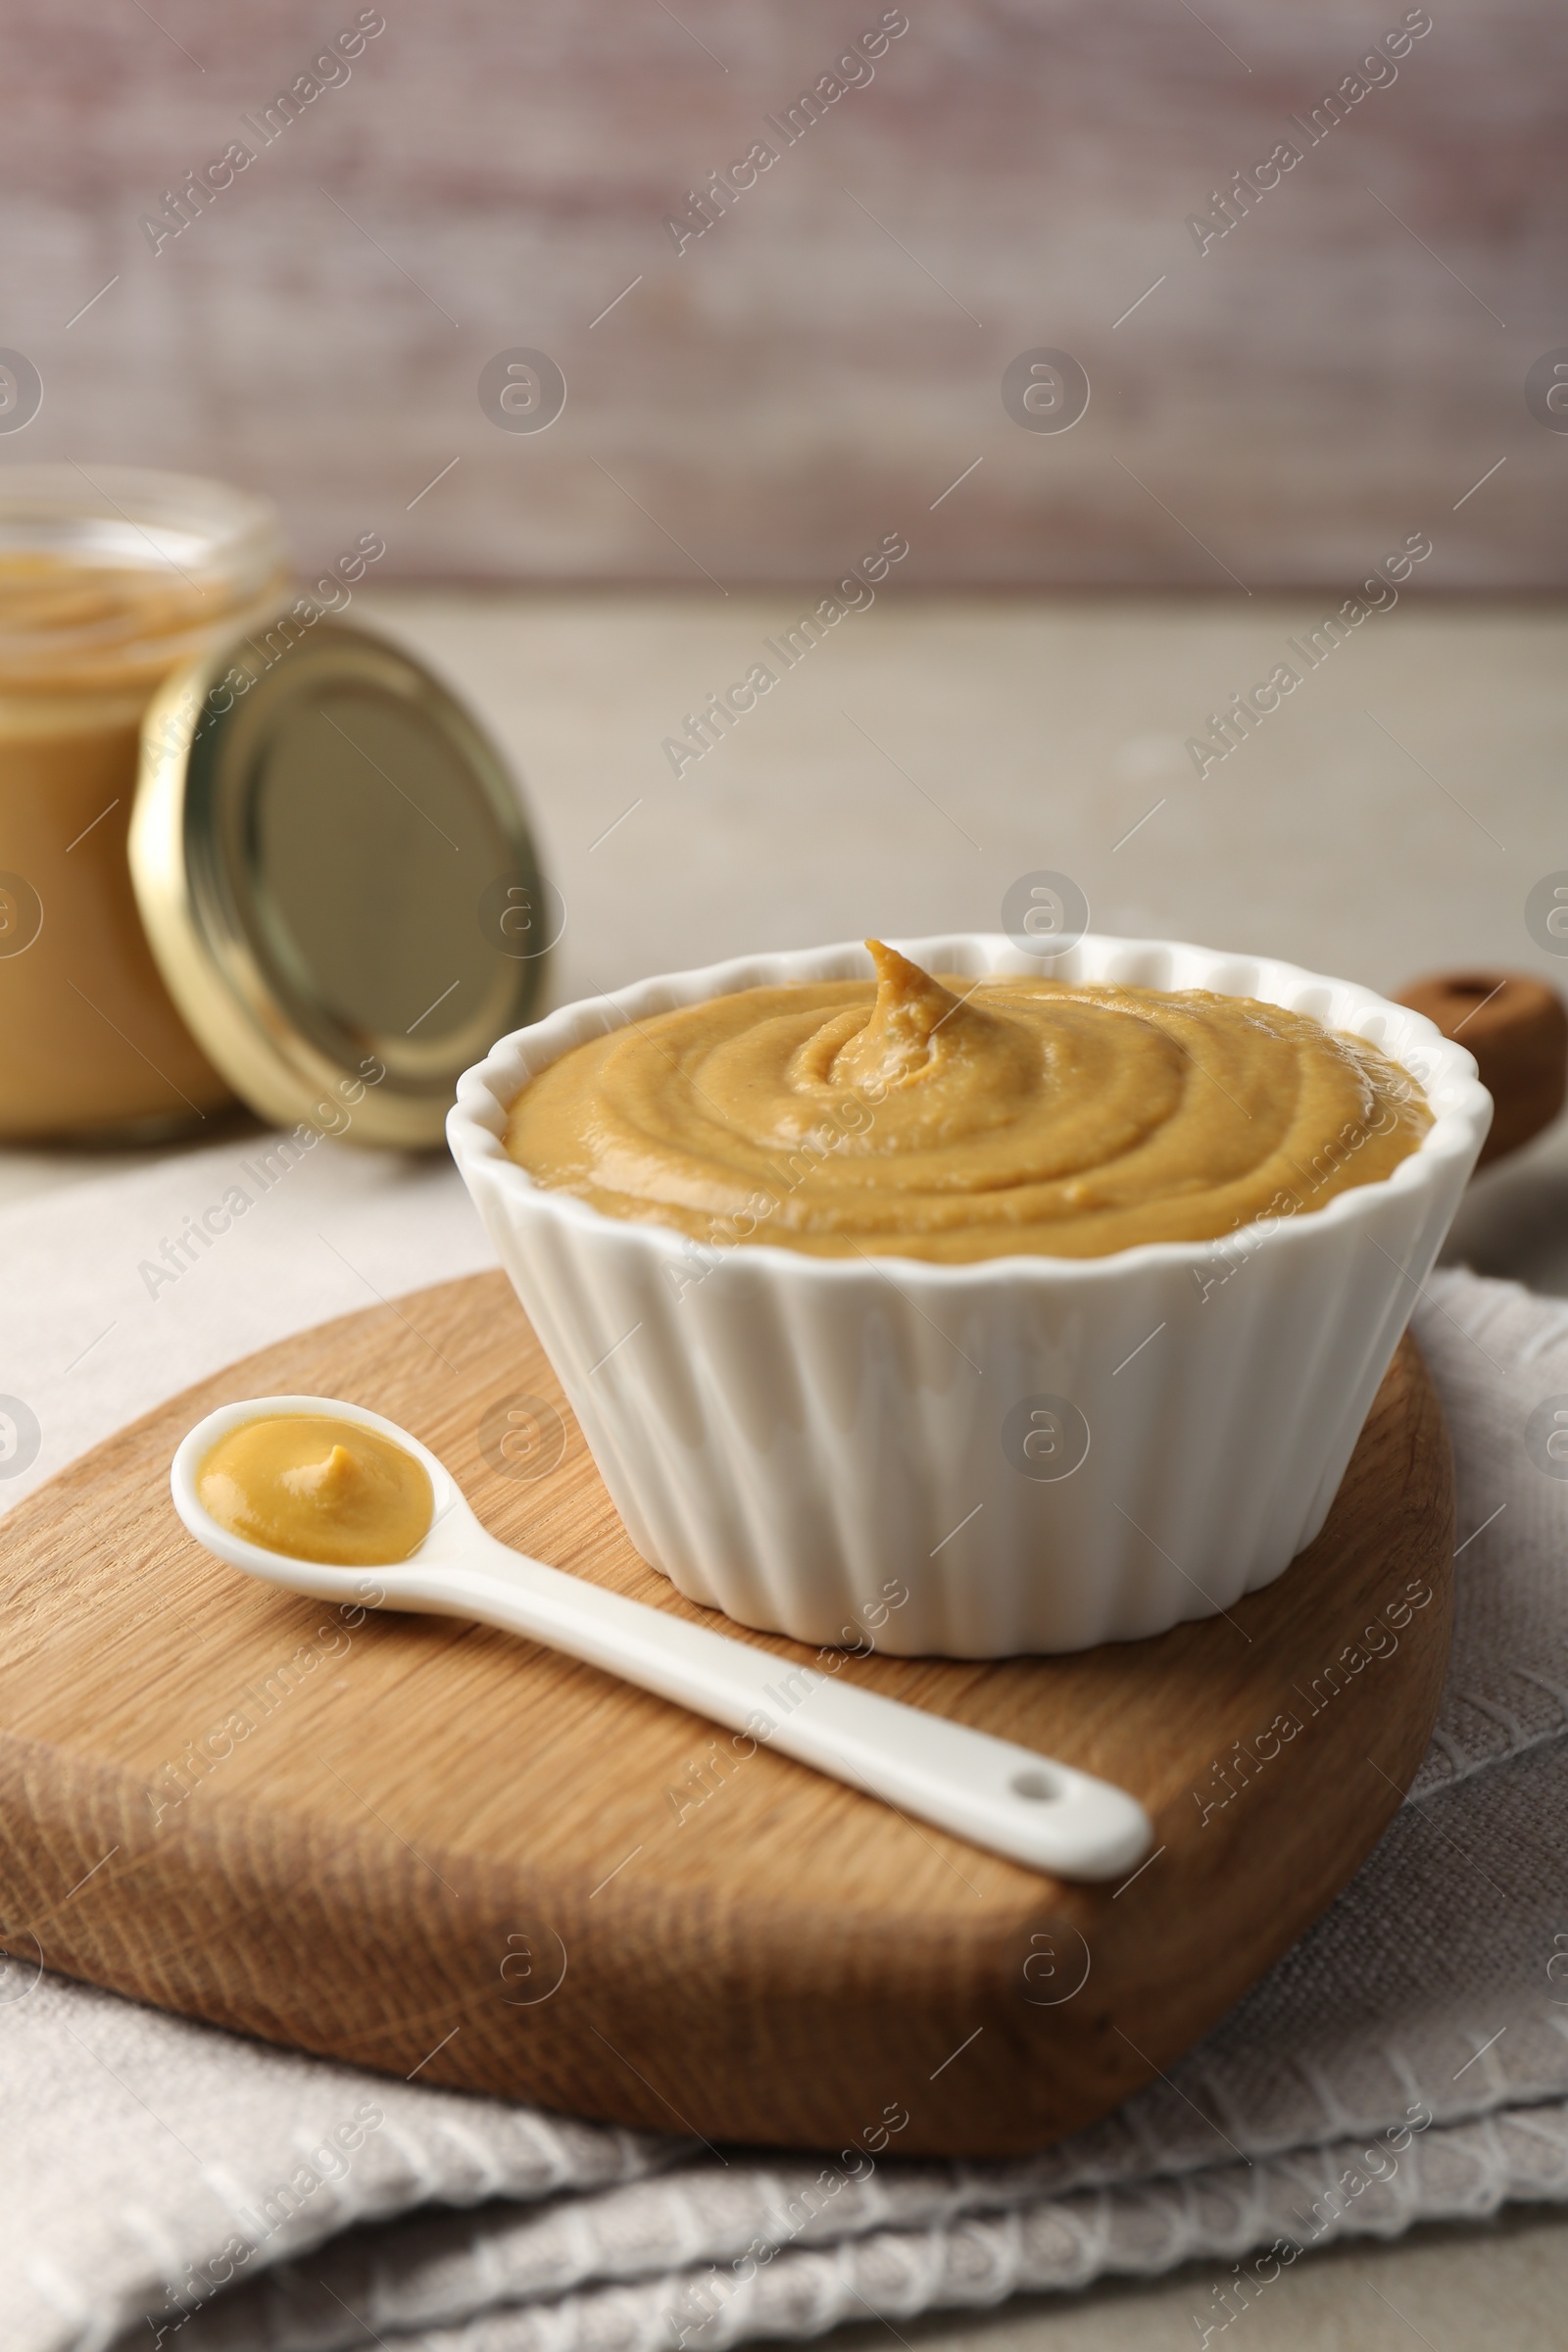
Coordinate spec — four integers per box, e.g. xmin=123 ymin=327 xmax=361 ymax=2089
xmin=1 ymin=0 xmax=1562 ymax=588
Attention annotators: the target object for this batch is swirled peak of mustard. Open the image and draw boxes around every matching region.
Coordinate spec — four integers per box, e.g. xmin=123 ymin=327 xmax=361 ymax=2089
xmin=504 ymin=941 xmax=1432 ymax=1262
xmin=198 ymin=1415 xmax=433 ymax=1564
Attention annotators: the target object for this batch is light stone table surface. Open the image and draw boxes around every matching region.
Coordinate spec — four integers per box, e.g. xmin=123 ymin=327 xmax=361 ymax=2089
xmin=5 ymin=589 xmax=1568 ymax=2348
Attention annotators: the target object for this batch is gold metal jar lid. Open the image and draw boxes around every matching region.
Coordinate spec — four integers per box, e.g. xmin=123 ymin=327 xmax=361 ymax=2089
xmin=130 ymin=617 xmax=559 ymax=1149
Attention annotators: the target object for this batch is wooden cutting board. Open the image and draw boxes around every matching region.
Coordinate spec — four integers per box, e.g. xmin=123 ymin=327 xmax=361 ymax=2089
xmin=0 ymin=1271 xmax=1452 ymax=2157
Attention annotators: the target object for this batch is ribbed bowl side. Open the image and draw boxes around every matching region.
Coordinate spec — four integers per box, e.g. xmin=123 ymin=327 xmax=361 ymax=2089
xmin=451 ymin=934 xmax=1488 ymax=1657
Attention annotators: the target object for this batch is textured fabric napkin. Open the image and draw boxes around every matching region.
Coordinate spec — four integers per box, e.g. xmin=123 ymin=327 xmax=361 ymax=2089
xmin=0 ymin=1131 xmax=1565 ymax=2352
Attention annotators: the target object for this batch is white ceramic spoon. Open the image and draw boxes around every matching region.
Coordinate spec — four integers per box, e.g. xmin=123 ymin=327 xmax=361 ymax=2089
xmin=172 ymin=1395 xmax=1152 ymax=1882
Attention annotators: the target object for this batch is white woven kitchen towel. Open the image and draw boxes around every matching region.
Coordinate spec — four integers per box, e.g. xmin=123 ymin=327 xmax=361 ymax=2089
xmin=0 ymin=1133 xmax=1564 ymax=2352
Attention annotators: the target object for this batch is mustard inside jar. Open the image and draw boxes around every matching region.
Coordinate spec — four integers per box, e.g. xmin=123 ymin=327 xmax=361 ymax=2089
xmin=0 ymin=466 xmax=288 ymax=1141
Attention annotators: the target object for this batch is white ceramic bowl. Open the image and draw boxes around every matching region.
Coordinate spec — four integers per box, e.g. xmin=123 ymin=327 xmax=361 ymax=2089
xmin=448 ymin=934 xmax=1491 ymax=1657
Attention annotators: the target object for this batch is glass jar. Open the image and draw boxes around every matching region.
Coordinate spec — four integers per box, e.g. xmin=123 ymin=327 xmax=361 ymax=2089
xmin=0 ymin=466 xmax=289 ymax=1141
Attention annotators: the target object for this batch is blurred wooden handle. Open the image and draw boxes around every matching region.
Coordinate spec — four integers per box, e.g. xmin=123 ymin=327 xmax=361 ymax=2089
xmin=1396 ymin=970 xmax=1568 ymax=1168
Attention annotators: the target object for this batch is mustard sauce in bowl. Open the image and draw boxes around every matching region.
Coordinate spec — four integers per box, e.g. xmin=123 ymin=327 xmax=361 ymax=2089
xmin=504 ymin=940 xmax=1431 ymax=1263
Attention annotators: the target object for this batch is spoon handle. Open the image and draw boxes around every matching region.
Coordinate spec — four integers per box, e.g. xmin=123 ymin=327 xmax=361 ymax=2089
xmin=403 ymin=1525 xmax=1152 ymax=1881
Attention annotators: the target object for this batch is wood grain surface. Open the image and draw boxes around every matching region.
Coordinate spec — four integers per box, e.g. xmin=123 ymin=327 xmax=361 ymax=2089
xmin=0 ymin=1272 xmax=1453 ymax=2156
xmin=1398 ymin=969 xmax=1568 ymax=1167
xmin=3 ymin=0 xmax=1561 ymax=590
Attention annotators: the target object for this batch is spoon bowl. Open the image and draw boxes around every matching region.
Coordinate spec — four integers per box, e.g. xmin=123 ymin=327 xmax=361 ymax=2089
xmin=172 ymin=1394 xmax=1153 ymax=1882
